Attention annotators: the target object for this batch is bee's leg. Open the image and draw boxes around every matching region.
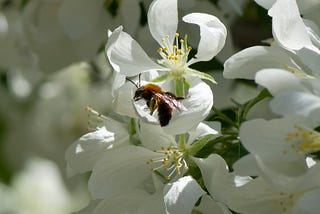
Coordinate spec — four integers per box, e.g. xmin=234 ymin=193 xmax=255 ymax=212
xmin=149 ymin=97 xmax=158 ymax=115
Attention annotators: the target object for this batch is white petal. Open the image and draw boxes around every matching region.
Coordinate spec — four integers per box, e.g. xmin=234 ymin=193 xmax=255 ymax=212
xmin=148 ymin=0 xmax=178 ymax=46
xmin=297 ymin=47 xmax=320 ymax=76
xmin=268 ymin=0 xmax=313 ymax=51
xmin=253 ymin=156 xmax=320 ymax=193
xmin=139 ymin=122 xmax=175 ymax=151
xmin=255 ymin=68 xmax=307 ymax=95
xmin=220 ymin=178 xmax=282 ymax=214
xmin=192 ymin=154 xmax=234 ymax=203
xmin=88 ymin=145 xmax=160 ymax=199
xmin=183 ymin=13 xmax=227 ymax=65
xmin=162 ymin=78 xmax=213 ymax=135
xmin=105 ymin=26 xmax=163 ymax=77
xmin=239 ymin=118 xmax=308 ymax=176
xmin=195 ymin=195 xmax=232 ymax=214
xmin=65 ymin=127 xmax=118 ymax=174
xmin=271 ymin=92 xmax=320 ymax=117
xmin=233 ymin=154 xmax=259 ymax=176
xmin=111 ymin=73 xmax=126 ymax=96
xmin=163 ymin=176 xmax=205 ymax=214
xmin=223 ymin=45 xmax=295 ymax=80
xmin=113 ymin=81 xmax=139 ymax=118
xmin=187 ymin=122 xmax=219 ymax=145
xmin=93 ymin=190 xmax=165 ymax=214
xmin=296 ymin=188 xmax=320 ymax=213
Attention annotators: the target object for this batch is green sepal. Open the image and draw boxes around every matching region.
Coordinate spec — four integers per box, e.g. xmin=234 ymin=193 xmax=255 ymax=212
xmin=129 ymin=118 xmax=136 ymax=135
xmin=187 ymin=68 xmax=217 ymax=85
xmin=129 ymin=118 xmax=141 ymax=146
xmin=150 ymin=73 xmax=170 ymax=82
xmin=189 ymin=134 xmax=214 ymax=156
xmin=174 ymin=77 xmax=186 ymax=98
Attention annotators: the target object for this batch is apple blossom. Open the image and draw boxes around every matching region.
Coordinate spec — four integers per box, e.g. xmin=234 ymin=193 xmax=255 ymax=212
xmin=106 ymin=0 xmax=228 ymax=133
xmin=234 ymin=117 xmax=320 ymax=177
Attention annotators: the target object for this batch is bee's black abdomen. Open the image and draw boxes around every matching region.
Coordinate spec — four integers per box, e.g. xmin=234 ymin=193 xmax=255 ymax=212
xmin=158 ymin=101 xmax=173 ymax=126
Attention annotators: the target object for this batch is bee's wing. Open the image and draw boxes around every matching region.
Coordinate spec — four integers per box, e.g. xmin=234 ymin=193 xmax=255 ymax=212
xmin=154 ymin=93 xmax=187 ymax=111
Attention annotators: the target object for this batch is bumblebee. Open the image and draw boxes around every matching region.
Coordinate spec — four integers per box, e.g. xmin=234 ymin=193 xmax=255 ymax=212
xmin=133 ymin=83 xmax=186 ymax=126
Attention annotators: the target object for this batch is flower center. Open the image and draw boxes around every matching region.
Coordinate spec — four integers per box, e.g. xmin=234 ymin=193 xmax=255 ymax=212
xmin=146 ymin=145 xmax=189 ymax=180
xmin=157 ymin=33 xmax=192 ymax=76
xmin=283 ymin=125 xmax=320 ymax=154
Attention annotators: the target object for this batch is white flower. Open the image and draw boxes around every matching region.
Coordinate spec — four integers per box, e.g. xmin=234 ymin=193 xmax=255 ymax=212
xmin=141 ymin=121 xmax=219 ymax=180
xmin=195 ymin=154 xmax=320 ymax=214
xmin=106 ymin=0 xmax=226 ymax=132
xmin=224 ymin=0 xmax=320 ymax=80
xmin=87 ymin=121 xmax=219 ymax=201
xmin=229 ymin=162 xmax=320 ymax=214
xmin=234 ymin=117 xmax=319 ymax=177
xmin=106 ymin=0 xmax=227 ymax=82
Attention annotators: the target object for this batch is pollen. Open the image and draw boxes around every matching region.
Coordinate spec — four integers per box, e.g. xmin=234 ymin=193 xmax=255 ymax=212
xmin=157 ymin=32 xmax=191 ymax=72
xmin=283 ymin=125 xmax=320 ymax=154
xmin=146 ymin=145 xmax=188 ymax=181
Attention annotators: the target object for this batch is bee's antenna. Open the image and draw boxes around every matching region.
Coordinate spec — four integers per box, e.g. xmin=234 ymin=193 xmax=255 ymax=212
xmin=138 ymin=73 xmax=141 ymax=87
xmin=125 ymin=77 xmax=139 ymax=88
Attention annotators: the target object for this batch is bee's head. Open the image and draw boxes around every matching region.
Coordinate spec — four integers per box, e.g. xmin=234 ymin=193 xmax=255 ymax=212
xmin=134 ymin=86 xmax=145 ymax=101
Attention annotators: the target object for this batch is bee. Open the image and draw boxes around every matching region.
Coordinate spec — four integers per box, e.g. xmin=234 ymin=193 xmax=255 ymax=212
xmin=126 ymin=77 xmax=186 ymax=126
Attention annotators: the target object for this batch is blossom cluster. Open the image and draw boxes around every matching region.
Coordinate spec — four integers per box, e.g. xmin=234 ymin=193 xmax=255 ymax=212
xmin=0 ymin=0 xmax=241 ymax=213
xmin=63 ymin=0 xmax=320 ymax=213
xmin=1 ymin=0 xmax=318 ymax=212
